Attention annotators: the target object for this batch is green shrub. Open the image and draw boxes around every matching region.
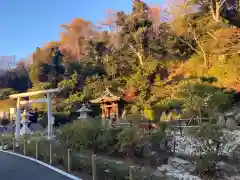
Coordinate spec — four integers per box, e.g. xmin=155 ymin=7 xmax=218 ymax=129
xmin=95 ymin=128 xmax=122 ymax=153
xmin=54 ymin=112 xmax=72 ymax=126
xmin=15 ymin=137 xmax=165 ymax=180
xmin=56 ymin=119 xmax=102 ymax=151
xmin=17 ymin=138 xmax=66 ymax=166
xmin=195 ymin=153 xmax=218 ymax=178
xmin=0 ymin=134 xmax=14 ymax=149
xmin=187 ymin=123 xmax=235 ymax=178
xmin=116 ymin=127 xmax=150 ymax=158
xmin=1 ymin=130 xmax=167 ymax=180
xmin=69 ymin=152 xmax=165 ymax=180
xmin=150 ymin=129 xmax=166 ymax=150
xmin=56 ymin=120 xmax=159 ymax=158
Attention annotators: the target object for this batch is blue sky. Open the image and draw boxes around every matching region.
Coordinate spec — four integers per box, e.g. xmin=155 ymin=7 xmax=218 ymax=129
xmin=0 ymin=0 xmax=163 ymax=60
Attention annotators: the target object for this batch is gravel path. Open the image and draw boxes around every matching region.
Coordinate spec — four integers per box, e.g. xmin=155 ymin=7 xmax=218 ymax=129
xmin=0 ymin=151 xmax=78 ymax=180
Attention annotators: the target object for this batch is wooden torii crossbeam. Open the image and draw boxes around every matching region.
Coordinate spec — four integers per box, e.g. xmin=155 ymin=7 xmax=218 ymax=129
xmin=9 ymin=88 xmax=62 ymax=145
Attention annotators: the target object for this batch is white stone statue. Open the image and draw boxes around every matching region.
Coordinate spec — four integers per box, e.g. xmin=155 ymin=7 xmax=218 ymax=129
xmin=20 ymin=109 xmax=32 ymax=135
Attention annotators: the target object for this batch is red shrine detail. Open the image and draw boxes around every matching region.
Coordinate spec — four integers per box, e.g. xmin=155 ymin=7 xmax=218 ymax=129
xmin=90 ymin=88 xmax=120 ymax=121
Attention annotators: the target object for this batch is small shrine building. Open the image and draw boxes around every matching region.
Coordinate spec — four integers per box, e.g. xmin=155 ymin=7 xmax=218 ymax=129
xmin=90 ymin=88 xmax=123 ymax=121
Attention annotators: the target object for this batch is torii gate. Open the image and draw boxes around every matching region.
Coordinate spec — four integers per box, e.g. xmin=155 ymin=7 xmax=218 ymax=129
xmin=9 ymin=88 xmax=62 ymax=145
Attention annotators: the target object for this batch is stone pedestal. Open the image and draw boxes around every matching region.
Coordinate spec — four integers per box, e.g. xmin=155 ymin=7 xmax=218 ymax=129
xmin=20 ymin=119 xmax=32 ymax=135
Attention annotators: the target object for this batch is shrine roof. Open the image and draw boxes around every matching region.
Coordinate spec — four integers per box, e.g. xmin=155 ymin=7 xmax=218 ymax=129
xmin=77 ymin=104 xmax=92 ymax=112
xmin=90 ymin=88 xmax=121 ymax=103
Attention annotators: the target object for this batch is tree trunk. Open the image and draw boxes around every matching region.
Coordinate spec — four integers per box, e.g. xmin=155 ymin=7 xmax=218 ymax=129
xmin=137 ymin=52 xmax=143 ymax=66
xmin=215 ymin=2 xmax=221 ymax=22
xmin=203 ymin=51 xmax=208 ymax=69
xmin=210 ymin=0 xmax=226 ymax=22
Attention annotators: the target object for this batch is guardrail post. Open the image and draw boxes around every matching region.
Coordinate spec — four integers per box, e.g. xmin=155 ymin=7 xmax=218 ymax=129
xmin=24 ymin=140 xmax=27 ymax=155
xmin=49 ymin=143 xmax=52 ymax=165
xmin=36 ymin=141 xmax=39 ymax=159
xmin=12 ymin=138 xmax=15 ymax=152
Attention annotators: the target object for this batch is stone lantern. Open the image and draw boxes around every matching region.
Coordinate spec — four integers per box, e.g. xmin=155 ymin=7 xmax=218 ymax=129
xmin=77 ymin=104 xmax=91 ymax=119
xmin=20 ymin=109 xmax=32 ymax=135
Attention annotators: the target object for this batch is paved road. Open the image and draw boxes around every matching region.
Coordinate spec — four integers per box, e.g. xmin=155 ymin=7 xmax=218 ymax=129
xmin=0 ymin=152 xmax=76 ymax=180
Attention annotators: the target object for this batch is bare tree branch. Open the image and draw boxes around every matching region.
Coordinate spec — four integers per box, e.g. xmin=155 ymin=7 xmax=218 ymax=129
xmin=178 ymin=37 xmax=200 ymax=54
xmin=219 ymin=0 xmax=227 ymax=8
xmin=207 ymin=31 xmax=217 ymax=40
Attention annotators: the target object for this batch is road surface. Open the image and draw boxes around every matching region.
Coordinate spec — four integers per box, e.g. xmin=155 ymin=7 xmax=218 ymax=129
xmin=0 ymin=151 xmax=77 ymax=180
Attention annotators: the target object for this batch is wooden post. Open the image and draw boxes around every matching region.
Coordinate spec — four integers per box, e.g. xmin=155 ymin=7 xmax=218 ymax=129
xmin=116 ymin=102 xmax=118 ymax=121
xmin=36 ymin=141 xmax=39 ymax=159
xmin=47 ymin=93 xmax=52 ymax=140
xmin=24 ymin=140 xmax=27 ymax=155
xmin=67 ymin=149 xmax=71 ymax=172
xmin=92 ymin=154 xmax=96 ymax=180
xmin=1 ymin=139 xmax=3 ymax=149
xmin=49 ymin=143 xmax=52 ymax=165
xmin=15 ymin=98 xmax=21 ymax=146
xmin=12 ymin=138 xmax=15 ymax=152
xmin=129 ymin=166 xmax=134 ymax=180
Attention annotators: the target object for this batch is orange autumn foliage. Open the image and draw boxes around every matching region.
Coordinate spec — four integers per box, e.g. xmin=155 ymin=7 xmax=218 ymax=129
xmin=98 ymin=9 xmax=116 ymax=31
xmin=59 ymin=18 xmax=94 ymax=61
xmin=148 ymin=5 xmax=161 ymax=23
